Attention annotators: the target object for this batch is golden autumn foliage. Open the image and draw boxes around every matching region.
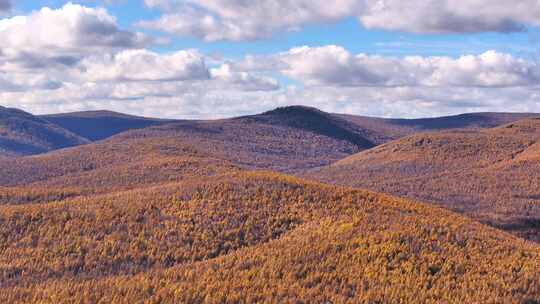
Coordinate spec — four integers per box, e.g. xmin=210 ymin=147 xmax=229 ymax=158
xmin=1 ymin=108 xmax=540 ymax=303
xmin=307 ymin=119 xmax=540 ymax=243
xmin=0 ymin=137 xmax=239 ymax=203
xmin=0 ymin=172 xmax=539 ymax=303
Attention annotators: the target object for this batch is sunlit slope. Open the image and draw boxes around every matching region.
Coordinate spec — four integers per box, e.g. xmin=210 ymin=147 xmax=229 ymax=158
xmin=0 ymin=137 xmax=238 ymax=204
xmin=1 ymin=172 xmax=538 ymax=303
xmin=306 ymin=118 xmax=540 ymax=242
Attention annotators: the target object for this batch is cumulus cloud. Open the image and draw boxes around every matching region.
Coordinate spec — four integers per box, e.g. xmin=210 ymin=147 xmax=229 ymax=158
xmin=140 ymin=0 xmax=362 ymax=41
xmin=210 ymin=64 xmax=280 ymax=91
xmin=280 ymin=46 xmax=540 ymax=88
xmin=76 ymin=49 xmax=279 ymax=91
xmin=80 ymin=49 xmax=210 ymax=82
xmin=4 ymin=45 xmax=540 ymax=120
xmin=0 ymin=3 xmax=283 ymax=118
xmin=140 ymin=0 xmax=540 ymax=41
xmin=360 ymin=0 xmax=540 ymax=34
xmin=3 ymin=77 xmax=540 ymax=120
xmin=0 ymin=72 xmax=62 ymax=92
xmin=0 ymin=3 xmax=149 ymax=68
xmin=1 ymin=3 xmax=539 ymax=120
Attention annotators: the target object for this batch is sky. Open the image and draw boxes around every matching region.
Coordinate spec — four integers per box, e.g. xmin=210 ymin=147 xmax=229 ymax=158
xmin=0 ymin=1 xmax=540 ymax=119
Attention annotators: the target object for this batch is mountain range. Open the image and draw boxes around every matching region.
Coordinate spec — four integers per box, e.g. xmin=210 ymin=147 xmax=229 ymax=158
xmin=0 ymin=105 xmax=539 ymax=303
xmin=1 ymin=105 xmax=536 ymax=159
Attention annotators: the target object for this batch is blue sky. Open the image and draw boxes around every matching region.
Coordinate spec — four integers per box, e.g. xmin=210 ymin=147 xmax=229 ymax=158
xmin=14 ymin=1 xmax=540 ymax=58
xmin=1 ymin=1 xmax=540 ymax=118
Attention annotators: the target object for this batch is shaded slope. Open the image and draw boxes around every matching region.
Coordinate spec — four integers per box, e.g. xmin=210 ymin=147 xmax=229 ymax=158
xmin=41 ymin=110 xmax=171 ymax=141
xmin=244 ymin=106 xmax=376 ymax=149
xmin=386 ymin=112 xmax=537 ymax=130
xmin=1 ymin=172 xmax=539 ymax=303
xmin=0 ymin=106 xmax=89 ymax=157
xmin=306 ymin=118 xmax=540 ymax=242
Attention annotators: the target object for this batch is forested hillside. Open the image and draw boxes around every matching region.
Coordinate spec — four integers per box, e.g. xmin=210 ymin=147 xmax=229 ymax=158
xmin=2 ymin=105 xmax=535 ymax=158
xmin=1 ymin=106 xmax=539 ymax=303
xmin=306 ymin=118 xmax=540 ymax=242
xmin=1 ymin=172 xmax=539 ymax=303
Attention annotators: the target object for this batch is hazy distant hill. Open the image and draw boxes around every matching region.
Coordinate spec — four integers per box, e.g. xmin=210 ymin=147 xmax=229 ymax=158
xmin=306 ymin=118 xmax=540 ymax=242
xmin=0 ymin=105 xmax=535 ymax=158
xmin=0 ymin=106 xmax=378 ymax=198
xmin=337 ymin=112 xmax=539 ymax=144
xmin=0 ymin=106 xmax=89 ymax=157
xmin=41 ymin=110 xmax=171 ymax=141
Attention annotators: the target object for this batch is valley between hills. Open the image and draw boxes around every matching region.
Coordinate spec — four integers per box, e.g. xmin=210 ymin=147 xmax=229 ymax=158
xmin=0 ymin=105 xmax=539 ymax=303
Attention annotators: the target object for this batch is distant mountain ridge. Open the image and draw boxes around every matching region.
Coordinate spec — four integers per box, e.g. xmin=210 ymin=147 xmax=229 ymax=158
xmin=336 ymin=111 xmax=539 ymax=144
xmin=0 ymin=105 xmax=538 ymax=158
xmin=0 ymin=106 xmax=89 ymax=157
xmin=41 ymin=110 xmax=172 ymax=141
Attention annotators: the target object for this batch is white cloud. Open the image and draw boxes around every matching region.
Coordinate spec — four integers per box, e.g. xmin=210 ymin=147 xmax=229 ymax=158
xmin=0 ymin=3 xmax=149 ymax=68
xmin=280 ymin=46 xmax=540 ymax=88
xmin=1 ymin=41 xmax=540 ymax=119
xmin=0 ymin=3 xmax=284 ymax=119
xmin=140 ymin=0 xmax=540 ymax=41
xmin=210 ymin=64 xmax=279 ymax=91
xmin=140 ymin=0 xmax=362 ymax=41
xmin=75 ymin=49 xmax=279 ymax=92
xmin=0 ymin=72 xmax=62 ymax=92
xmin=80 ymin=49 xmax=210 ymax=82
xmin=1 ymin=3 xmax=539 ymax=120
xmin=360 ymin=0 xmax=540 ymax=34
xmin=4 ymin=79 xmax=539 ymax=120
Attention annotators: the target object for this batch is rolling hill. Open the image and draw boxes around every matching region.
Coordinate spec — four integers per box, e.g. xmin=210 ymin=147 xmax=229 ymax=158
xmin=245 ymin=106 xmax=376 ymax=148
xmin=1 ymin=172 xmax=539 ymax=303
xmin=0 ymin=106 xmax=89 ymax=157
xmin=41 ymin=110 xmax=172 ymax=141
xmin=94 ymin=106 xmax=379 ymax=172
xmin=1 ymin=105 xmax=536 ymax=159
xmin=0 ymin=108 xmax=372 ymax=205
xmin=1 ymin=106 xmax=540 ymax=302
xmin=2 ymin=106 xmax=539 ymax=205
xmin=1 ymin=106 xmax=378 ymax=167
xmin=0 ymin=136 xmax=240 ymax=204
xmin=306 ymin=118 xmax=540 ymax=243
